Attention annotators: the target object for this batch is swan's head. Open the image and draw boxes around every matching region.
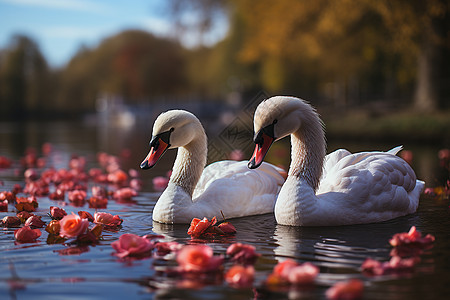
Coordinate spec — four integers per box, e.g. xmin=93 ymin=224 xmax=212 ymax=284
xmin=140 ymin=110 xmax=203 ymax=169
xmin=248 ymin=96 xmax=309 ymax=169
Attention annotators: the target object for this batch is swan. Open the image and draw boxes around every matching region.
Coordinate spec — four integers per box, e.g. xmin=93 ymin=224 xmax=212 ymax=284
xmin=140 ymin=109 xmax=286 ymax=224
xmin=248 ymin=96 xmax=425 ymax=226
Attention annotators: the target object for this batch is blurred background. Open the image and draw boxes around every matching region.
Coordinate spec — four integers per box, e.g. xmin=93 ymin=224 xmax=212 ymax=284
xmin=0 ymin=0 xmax=449 ymax=185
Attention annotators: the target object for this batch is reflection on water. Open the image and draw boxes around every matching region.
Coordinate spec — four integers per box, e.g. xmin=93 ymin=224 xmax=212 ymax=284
xmin=0 ymin=119 xmax=449 ymax=299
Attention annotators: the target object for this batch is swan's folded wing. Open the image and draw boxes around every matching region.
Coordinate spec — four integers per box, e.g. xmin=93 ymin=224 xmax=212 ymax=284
xmin=318 ymin=152 xmax=421 ymax=215
xmin=191 ymin=161 xmax=285 ymax=218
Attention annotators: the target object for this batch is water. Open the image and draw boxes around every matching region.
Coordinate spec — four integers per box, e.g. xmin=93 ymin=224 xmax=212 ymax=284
xmin=1 ymin=119 xmax=449 ymax=299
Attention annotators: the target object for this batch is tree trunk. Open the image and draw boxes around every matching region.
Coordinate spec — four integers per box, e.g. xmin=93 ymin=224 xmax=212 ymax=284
xmin=413 ymin=29 xmax=441 ymax=112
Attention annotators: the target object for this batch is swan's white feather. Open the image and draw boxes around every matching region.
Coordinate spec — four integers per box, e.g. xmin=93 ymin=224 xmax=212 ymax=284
xmin=149 ymin=110 xmax=285 ymax=224
xmin=255 ymin=96 xmax=424 ymax=226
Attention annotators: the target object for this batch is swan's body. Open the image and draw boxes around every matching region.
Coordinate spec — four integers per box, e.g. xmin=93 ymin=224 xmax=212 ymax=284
xmin=249 ymin=96 xmax=424 ymax=226
xmin=141 ymin=110 xmax=285 ymax=224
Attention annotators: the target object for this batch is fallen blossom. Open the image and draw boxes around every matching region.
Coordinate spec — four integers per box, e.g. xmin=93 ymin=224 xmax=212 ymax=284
xmin=15 ymin=196 xmax=38 ymax=212
xmin=91 ymin=186 xmax=107 ymax=198
xmin=59 ymin=213 xmax=89 ymax=238
xmin=155 ymin=241 xmax=182 ymax=255
xmin=78 ymin=211 xmax=94 ymax=222
xmin=14 ymin=226 xmax=41 ymax=243
xmin=68 ymin=190 xmax=87 ymax=202
xmin=226 ymin=243 xmax=260 ymax=265
xmin=107 ymin=169 xmax=128 ymax=185
xmin=267 ymin=259 xmax=319 ymax=286
xmin=113 ymin=187 xmax=137 ymax=202
xmin=188 ymin=217 xmax=216 ymax=238
xmin=326 ymin=279 xmax=364 ymax=300
xmin=225 ymin=265 xmax=254 ymax=288
xmin=389 ymin=226 xmax=435 ymax=248
xmin=0 ymin=191 xmax=16 ymax=202
xmin=361 ymin=256 xmax=419 ymax=276
xmin=45 ymin=220 xmax=61 ymax=235
xmin=288 ymin=263 xmax=319 ymax=285
xmin=50 ymin=206 xmax=67 ymax=220
xmin=2 ymin=216 xmax=22 ymax=227
xmin=0 ymin=199 xmax=7 ymax=212
xmin=16 ymin=211 xmax=33 ymax=223
xmin=24 ymin=168 xmax=39 ymax=181
xmin=111 ymin=233 xmax=154 ymax=258
xmin=76 ymin=224 xmax=103 ymax=243
xmin=176 ymin=244 xmax=223 ymax=273
xmin=49 ymin=189 xmax=65 ymax=200
xmin=88 ymin=196 xmax=108 ymax=208
xmin=94 ymin=212 xmax=123 ymax=227
xmin=25 ymin=215 xmax=46 ymax=228
xmin=187 ymin=216 xmax=236 ymax=238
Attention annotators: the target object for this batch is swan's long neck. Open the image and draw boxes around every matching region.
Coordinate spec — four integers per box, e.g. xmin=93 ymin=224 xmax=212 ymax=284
xmin=169 ymin=128 xmax=207 ymax=196
xmin=288 ymin=107 xmax=326 ymax=191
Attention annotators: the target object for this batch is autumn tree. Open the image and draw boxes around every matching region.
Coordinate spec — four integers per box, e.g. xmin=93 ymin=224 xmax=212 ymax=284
xmin=0 ymin=35 xmax=51 ymax=119
xmin=58 ymin=30 xmax=187 ymax=113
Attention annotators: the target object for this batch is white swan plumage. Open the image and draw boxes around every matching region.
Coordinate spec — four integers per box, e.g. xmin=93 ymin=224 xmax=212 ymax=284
xmin=248 ymin=96 xmax=425 ymax=226
xmin=140 ymin=109 xmax=285 ymax=224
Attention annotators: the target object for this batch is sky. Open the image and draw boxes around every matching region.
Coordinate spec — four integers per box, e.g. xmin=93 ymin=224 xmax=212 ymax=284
xmin=0 ymin=0 xmax=228 ymax=68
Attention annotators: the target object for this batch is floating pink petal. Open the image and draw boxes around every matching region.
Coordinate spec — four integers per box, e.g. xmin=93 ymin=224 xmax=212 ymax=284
xmin=326 ymin=279 xmax=364 ymax=300
xmin=176 ymin=244 xmax=223 ymax=273
xmin=14 ymin=226 xmax=41 ymax=243
xmin=111 ymin=233 xmax=154 ymax=258
xmin=226 ymin=243 xmax=260 ymax=265
xmin=225 ymin=265 xmax=254 ymax=288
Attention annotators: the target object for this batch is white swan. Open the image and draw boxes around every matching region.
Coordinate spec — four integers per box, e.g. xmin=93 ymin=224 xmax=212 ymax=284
xmin=248 ymin=96 xmax=424 ymax=226
xmin=140 ymin=110 xmax=286 ymax=224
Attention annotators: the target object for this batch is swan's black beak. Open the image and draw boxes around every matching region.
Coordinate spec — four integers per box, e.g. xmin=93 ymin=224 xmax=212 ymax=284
xmin=140 ymin=130 xmax=172 ymax=170
xmin=248 ymin=122 xmax=276 ymax=169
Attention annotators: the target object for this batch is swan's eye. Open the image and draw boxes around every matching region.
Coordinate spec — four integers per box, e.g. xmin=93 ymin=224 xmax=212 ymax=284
xmin=273 ymin=119 xmax=278 ymax=125
xmin=170 ymin=127 xmax=174 ymax=132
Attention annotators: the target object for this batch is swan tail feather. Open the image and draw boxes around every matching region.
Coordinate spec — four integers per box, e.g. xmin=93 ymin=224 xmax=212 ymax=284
xmin=387 ymin=145 xmax=403 ymax=156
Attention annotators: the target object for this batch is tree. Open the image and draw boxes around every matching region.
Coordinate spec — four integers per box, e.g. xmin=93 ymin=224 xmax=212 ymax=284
xmin=0 ymin=35 xmax=50 ymax=118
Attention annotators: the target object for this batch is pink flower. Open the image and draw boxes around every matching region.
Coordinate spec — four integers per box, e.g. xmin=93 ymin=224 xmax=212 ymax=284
xmin=288 ymin=262 xmax=319 ymax=285
xmin=218 ymin=222 xmax=236 ymax=234
xmin=0 ymin=199 xmax=7 ymax=212
xmin=389 ymin=226 xmax=435 ymax=248
xmin=24 ymin=215 xmax=46 ymax=228
xmin=155 ymin=241 xmax=182 ymax=255
xmin=273 ymin=259 xmax=299 ymax=279
xmin=226 ymin=243 xmax=260 ymax=265
xmin=78 ymin=211 xmax=94 ymax=222
xmin=68 ymin=190 xmax=87 ymax=202
xmin=0 ymin=191 xmax=16 ymax=202
xmin=50 ymin=206 xmax=67 ymax=220
xmin=152 ymin=176 xmax=169 ymax=192
xmin=176 ymin=244 xmax=223 ymax=273
xmin=111 ymin=233 xmax=154 ymax=258
xmin=59 ymin=213 xmax=89 ymax=238
xmin=94 ymin=212 xmax=123 ymax=227
xmin=113 ymin=187 xmax=137 ymax=201
xmin=225 ymin=265 xmax=254 ymax=288
xmin=326 ymin=279 xmax=364 ymax=300
xmin=14 ymin=226 xmax=41 ymax=243
xmin=88 ymin=196 xmax=108 ymax=208
xmin=361 ymin=256 xmax=419 ymax=276
xmin=187 ymin=217 xmax=216 ymax=238
xmin=91 ymin=186 xmax=107 ymax=198
xmin=107 ymin=169 xmax=128 ymax=185
xmin=2 ymin=216 xmax=21 ymax=227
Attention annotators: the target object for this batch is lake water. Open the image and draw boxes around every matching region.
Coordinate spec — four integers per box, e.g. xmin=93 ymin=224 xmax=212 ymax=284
xmin=0 ymin=117 xmax=449 ymax=299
